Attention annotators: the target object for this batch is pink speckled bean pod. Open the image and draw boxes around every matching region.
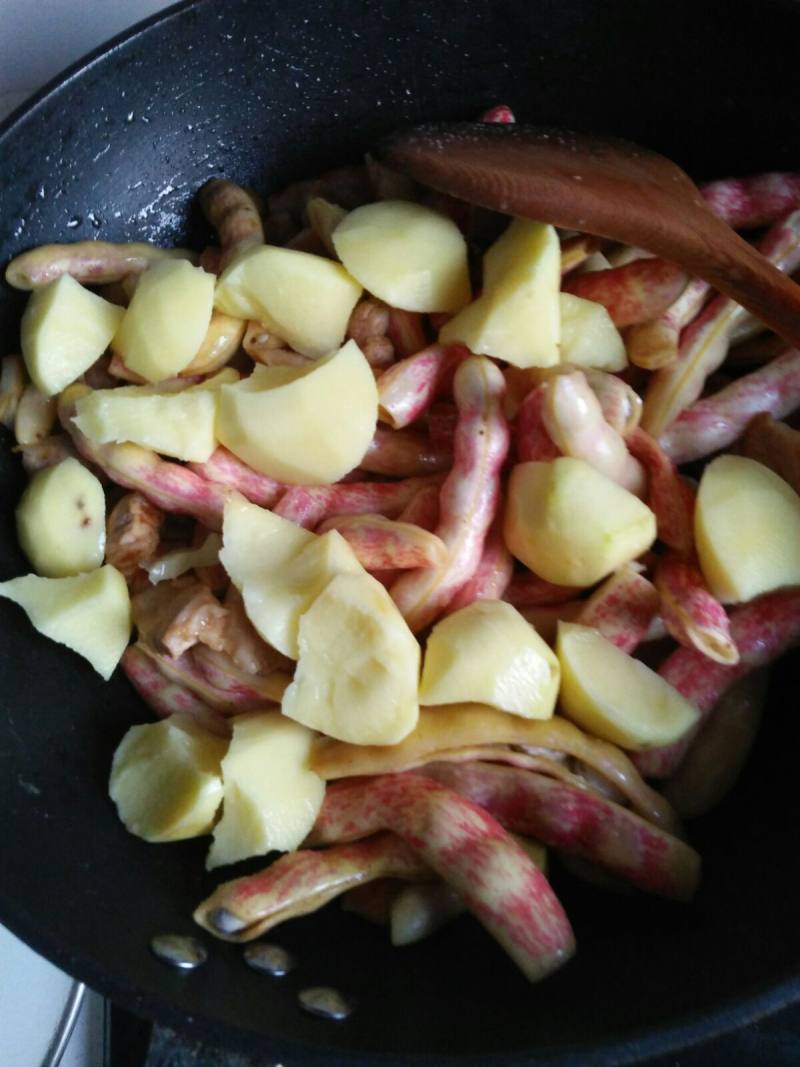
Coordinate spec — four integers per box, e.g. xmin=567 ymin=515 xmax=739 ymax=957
xmin=504 ymin=571 xmax=580 ymax=607
xmin=658 ymin=349 xmax=800 ymax=463
xmin=199 ymin=179 xmax=264 ymax=269
xmin=273 ymin=474 xmax=441 ymax=530
xmin=479 ymin=104 xmax=516 ymax=124
xmin=625 ymin=277 xmax=710 ymax=372
xmin=390 ymin=356 xmax=510 ymax=632
xmin=58 ymin=387 xmax=229 ymax=529
xmin=137 ymin=644 xmax=277 ymax=714
xmin=359 ymin=427 xmax=452 ymax=477
xmin=316 ymin=513 xmax=447 ymax=570
xmin=387 ymin=309 xmax=429 ymax=358
xmin=642 ymin=210 xmax=800 ymax=436
xmin=562 ymin=259 xmax=687 ymax=327
xmin=577 ymin=564 xmax=659 ymax=652
xmin=700 ymin=172 xmax=800 ymax=230
xmin=5 ymin=242 xmax=195 ymax=290
xmin=634 ymin=586 xmax=800 ymax=778
xmin=515 ymin=384 xmax=559 ymax=462
xmin=195 ymin=833 xmax=428 ymax=941
xmin=397 ymin=483 xmax=441 ymax=531
xmin=188 ymin=447 xmax=285 ymax=508
xmin=305 ymin=773 xmax=575 ymax=981
xmin=663 ymin=671 xmax=769 ymax=819
xmin=419 ymin=763 xmax=700 ymax=902
xmin=542 ymin=372 xmax=646 ymax=494
xmin=445 ymin=515 xmax=513 ymax=612
xmin=377 ymin=345 xmax=467 ymax=428
xmin=626 ymin=428 xmax=695 ymax=556
xmin=120 ymin=646 xmax=229 ymax=737
xmin=654 ymin=554 xmax=739 ymax=666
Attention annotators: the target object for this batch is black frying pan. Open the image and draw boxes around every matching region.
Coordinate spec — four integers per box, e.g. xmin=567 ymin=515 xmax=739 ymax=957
xmin=1 ymin=1 xmax=799 ymax=1063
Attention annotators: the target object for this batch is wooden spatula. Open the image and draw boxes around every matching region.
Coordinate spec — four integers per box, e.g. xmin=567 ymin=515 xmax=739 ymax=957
xmin=377 ymin=122 xmax=800 ymax=348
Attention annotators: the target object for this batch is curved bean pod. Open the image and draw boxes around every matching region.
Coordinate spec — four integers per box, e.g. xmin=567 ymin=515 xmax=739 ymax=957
xmin=311 ymin=705 xmax=678 ymax=834
xmin=659 ymin=349 xmax=800 ymax=463
xmin=562 ymin=258 xmax=687 ymax=327
xmin=199 ymin=179 xmax=264 ymax=268
xmin=196 ymin=833 xmax=428 ymax=941
xmin=577 ymin=564 xmax=659 ymax=652
xmin=5 ymin=242 xmax=195 ymax=290
xmin=316 ymin=513 xmax=447 ymax=570
xmin=377 ymin=344 xmax=465 ymax=428
xmin=642 ymin=210 xmax=800 ymax=436
xmin=188 ymin=447 xmax=285 ymax=509
xmin=542 ymin=371 xmax=645 ymax=494
xmin=634 ymin=586 xmax=800 ymax=778
xmin=445 ymin=516 xmax=513 ymax=612
xmin=360 ymin=427 xmax=452 ymax=477
xmin=654 ymin=554 xmax=739 ymax=665
xmin=120 ymin=645 xmax=229 ymax=737
xmin=626 ymin=428 xmax=695 ymax=556
xmin=515 ymin=384 xmax=559 ymax=462
xmin=419 ymin=762 xmax=699 ymax=901
xmin=274 ymin=474 xmax=440 ymax=530
xmin=700 ymin=172 xmax=800 ymax=229
xmin=390 ymin=356 xmax=510 ymax=632
xmin=305 ymin=773 xmax=575 ymax=982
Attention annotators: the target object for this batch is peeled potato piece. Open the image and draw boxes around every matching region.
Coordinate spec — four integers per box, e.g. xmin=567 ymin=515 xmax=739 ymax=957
xmin=217 ymin=340 xmax=377 ymax=484
xmin=207 ymin=711 xmax=325 ymax=869
xmin=332 ymin=200 xmax=470 ymax=313
xmin=220 ymin=498 xmax=363 ymax=657
xmin=222 ymin=497 xmax=364 ymax=658
xmin=504 ymin=457 xmax=656 ymax=587
xmin=559 ymin=293 xmax=627 ymax=371
xmin=440 ymin=220 xmax=560 ymax=368
xmin=419 ymin=600 xmax=560 ymax=719
xmin=113 ymin=259 xmax=215 ymax=383
xmin=282 ymin=571 xmax=420 ymax=745
xmin=16 ymin=457 xmax=105 ymax=577
xmin=695 ymin=454 xmax=800 ymax=603
xmin=110 ymin=714 xmax=227 ymax=842
xmin=556 ymin=622 xmax=699 ymax=750
xmin=214 ymin=244 xmax=362 ymax=357
xmin=0 ymin=565 xmax=131 ymax=680
xmin=20 ymin=274 xmax=124 ymax=397
xmin=73 ymin=387 xmax=217 ymax=463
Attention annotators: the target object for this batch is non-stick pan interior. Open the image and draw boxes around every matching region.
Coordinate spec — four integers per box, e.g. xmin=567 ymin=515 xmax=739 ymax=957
xmin=1 ymin=0 xmax=799 ymax=1062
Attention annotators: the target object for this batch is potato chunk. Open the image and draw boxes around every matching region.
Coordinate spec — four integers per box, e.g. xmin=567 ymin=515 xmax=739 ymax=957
xmin=217 ymin=340 xmax=377 ymax=484
xmin=695 ymin=454 xmax=800 ymax=603
xmin=16 ymin=457 xmax=105 ymax=577
xmin=214 ymin=244 xmax=362 ymax=357
xmin=282 ymin=572 xmax=420 ymax=745
xmin=439 ymin=220 xmax=560 ymax=368
xmin=504 ymin=457 xmax=656 ymax=587
xmin=113 ymin=260 xmax=215 ymax=382
xmin=221 ymin=496 xmax=363 ymax=658
xmin=207 ymin=711 xmax=325 ymax=869
xmin=559 ymin=293 xmax=627 ymax=371
xmin=110 ymin=715 xmax=226 ymax=842
xmin=332 ymin=200 xmax=470 ymax=313
xmin=21 ymin=274 xmax=124 ymax=397
xmin=0 ymin=565 xmax=130 ymax=679
xmin=419 ymin=600 xmax=560 ymax=718
xmin=73 ymin=387 xmax=217 ymax=462
xmin=557 ymin=622 xmax=699 ymax=749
